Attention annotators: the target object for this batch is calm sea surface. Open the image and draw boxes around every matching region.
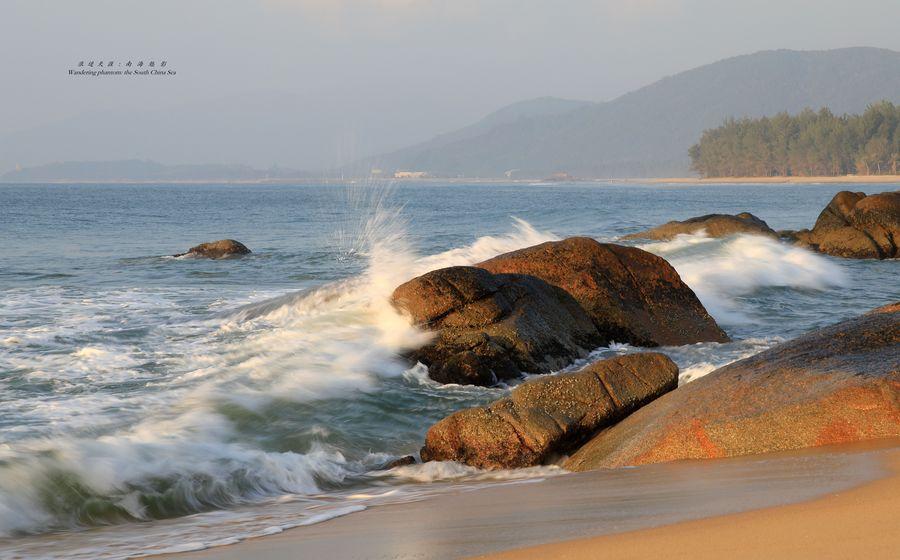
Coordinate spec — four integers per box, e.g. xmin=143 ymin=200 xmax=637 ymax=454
xmin=1 ymin=181 xmax=897 ymax=558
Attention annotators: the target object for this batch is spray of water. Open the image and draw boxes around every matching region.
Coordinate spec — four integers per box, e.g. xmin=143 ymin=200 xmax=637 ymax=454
xmin=638 ymin=232 xmax=850 ymax=322
xmin=0 ymin=188 xmax=559 ymax=538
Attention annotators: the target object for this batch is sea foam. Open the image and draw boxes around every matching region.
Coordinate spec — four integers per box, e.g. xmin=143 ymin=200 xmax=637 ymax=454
xmin=639 ymin=232 xmax=850 ymax=323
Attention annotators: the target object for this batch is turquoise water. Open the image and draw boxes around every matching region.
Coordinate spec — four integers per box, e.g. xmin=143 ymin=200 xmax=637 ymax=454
xmin=0 ymin=181 xmax=897 ymax=557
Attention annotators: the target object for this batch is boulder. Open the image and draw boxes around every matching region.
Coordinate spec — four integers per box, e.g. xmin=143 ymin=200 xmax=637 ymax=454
xmin=787 ymin=191 xmax=899 ymax=259
xmin=623 ymin=212 xmax=777 ymax=241
xmin=477 ymin=237 xmax=729 ymax=347
xmin=564 ymin=303 xmax=900 ymax=471
xmin=420 ymin=353 xmax=678 ymax=469
xmin=391 ymin=266 xmax=604 ymax=385
xmin=177 ymin=239 xmax=251 ymax=259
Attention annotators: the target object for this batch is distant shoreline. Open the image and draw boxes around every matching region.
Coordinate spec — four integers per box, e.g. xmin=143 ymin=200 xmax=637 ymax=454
xmin=2 ymin=175 xmax=899 ymax=185
xmin=635 ymin=175 xmax=900 ymax=184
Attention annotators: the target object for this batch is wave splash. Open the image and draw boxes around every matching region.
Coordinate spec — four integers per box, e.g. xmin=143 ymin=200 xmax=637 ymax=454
xmin=0 ymin=205 xmax=557 ymax=540
xmin=638 ymin=232 xmax=850 ymax=322
xmin=0 ymin=218 xmax=850 ymax=550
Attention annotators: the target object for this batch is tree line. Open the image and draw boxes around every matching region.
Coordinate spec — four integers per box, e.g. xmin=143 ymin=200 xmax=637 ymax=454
xmin=689 ymin=101 xmax=900 ymax=177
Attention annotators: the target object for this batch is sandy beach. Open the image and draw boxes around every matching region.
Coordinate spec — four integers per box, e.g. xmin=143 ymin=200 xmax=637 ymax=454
xmin=160 ymin=440 xmax=900 ymax=560
xmin=480 ymin=446 xmax=900 ymax=560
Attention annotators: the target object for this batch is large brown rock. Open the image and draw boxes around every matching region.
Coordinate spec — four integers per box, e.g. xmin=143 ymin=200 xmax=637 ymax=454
xmin=177 ymin=239 xmax=251 ymax=259
xmin=477 ymin=237 xmax=729 ymax=347
xmin=391 ymin=266 xmax=603 ymax=385
xmin=623 ymin=212 xmax=776 ymax=241
xmin=787 ymin=191 xmax=899 ymax=259
xmin=420 ymin=353 xmax=679 ymax=469
xmin=565 ymin=303 xmax=900 ymax=471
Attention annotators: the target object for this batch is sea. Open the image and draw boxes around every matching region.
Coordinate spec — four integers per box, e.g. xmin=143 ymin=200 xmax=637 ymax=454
xmin=1 ymin=181 xmax=897 ymax=558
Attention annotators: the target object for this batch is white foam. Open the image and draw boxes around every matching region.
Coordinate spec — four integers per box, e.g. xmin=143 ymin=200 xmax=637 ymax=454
xmin=678 ymin=362 xmax=717 ymax=383
xmin=0 ymin=210 xmax=563 ymax=548
xmin=640 ymin=233 xmax=850 ymax=323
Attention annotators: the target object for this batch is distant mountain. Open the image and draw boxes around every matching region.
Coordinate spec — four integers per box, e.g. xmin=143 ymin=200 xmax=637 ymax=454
xmin=0 ymin=88 xmax=477 ymax=175
xmin=354 ymin=47 xmax=900 ymax=178
xmin=0 ymin=159 xmax=310 ymax=183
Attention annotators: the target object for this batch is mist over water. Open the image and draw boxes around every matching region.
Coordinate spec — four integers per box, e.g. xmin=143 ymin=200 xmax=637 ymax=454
xmin=1 ymin=181 xmax=897 ymax=558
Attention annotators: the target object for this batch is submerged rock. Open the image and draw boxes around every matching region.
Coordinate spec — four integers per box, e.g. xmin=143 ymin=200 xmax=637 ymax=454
xmin=477 ymin=237 xmax=729 ymax=346
xmin=622 ymin=212 xmax=777 ymax=241
xmin=391 ymin=266 xmax=603 ymax=386
xmin=177 ymin=239 xmax=251 ymax=259
xmin=420 ymin=353 xmax=678 ymax=469
xmin=564 ymin=303 xmax=900 ymax=471
xmin=786 ymin=191 xmax=899 ymax=259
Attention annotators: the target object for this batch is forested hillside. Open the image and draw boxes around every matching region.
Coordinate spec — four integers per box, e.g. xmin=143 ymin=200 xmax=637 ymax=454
xmin=354 ymin=48 xmax=900 ymax=178
xmin=689 ymin=102 xmax=900 ymax=177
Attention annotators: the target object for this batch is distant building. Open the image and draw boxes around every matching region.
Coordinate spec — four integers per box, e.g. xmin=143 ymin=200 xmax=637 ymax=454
xmin=394 ymin=171 xmax=429 ymax=179
xmin=370 ymin=168 xmax=384 ymax=176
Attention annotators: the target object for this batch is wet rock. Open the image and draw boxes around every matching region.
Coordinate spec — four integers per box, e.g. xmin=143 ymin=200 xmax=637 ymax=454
xmin=391 ymin=266 xmax=604 ymax=386
xmin=787 ymin=191 xmax=899 ymax=259
xmin=622 ymin=212 xmax=777 ymax=241
xmin=564 ymin=303 xmax=900 ymax=471
xmin=419 ymin=353 xmax=679 ymax=469
xmin=382 ymin=456 xmax=417 ymax=469
xmin=477 ymin=237 xmax=729 ymax=346
xmin=177 ymin=239 xmax=251 ymax=259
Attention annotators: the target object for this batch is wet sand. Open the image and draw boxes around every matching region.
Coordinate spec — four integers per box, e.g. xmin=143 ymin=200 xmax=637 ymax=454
xmin=480 ymin=445 xmax=900 ymax=560
xmin=161 ymin=440 xmax=899 ymax=560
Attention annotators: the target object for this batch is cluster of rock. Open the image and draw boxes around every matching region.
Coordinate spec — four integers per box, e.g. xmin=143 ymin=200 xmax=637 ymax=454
xmin=391 ymin=237 xmax=727 ymax=386
xmin=783 ymin=191 xmax=900 ymax=259
xmin=624 ymin=189 xmax=899 ymax=261
xmin=565 ymin=302 xmax=900 ymax=469
xmin=180 ymin=192 xmax=898 ymax=471
xmin=392 ymin=190 xmax=899 ymax=472
xmin=415 ymin=303 xmax=899 ymax=471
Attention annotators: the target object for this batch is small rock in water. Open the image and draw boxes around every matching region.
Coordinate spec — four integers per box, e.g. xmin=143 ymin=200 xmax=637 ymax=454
xmin=622 ymin=212 xmax=777 ymax=240
xmin=176 ymin=239 xmax=251 ymax=259
xmin=383 ymin=456 xmax=417 ymax=469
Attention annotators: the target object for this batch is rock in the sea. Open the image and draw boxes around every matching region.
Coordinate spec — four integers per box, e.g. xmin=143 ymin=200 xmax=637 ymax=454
xmin=178 ymin=239 xmax=252 ymax=259
xmin=622 ymin=212 xmax=776 ymax=241
xmin=477 ymin=237 xmax=729 ymax=346
xmin=564 ymin=303 xmax=900 ymax=471
xmin=786 ymin=191 xmax=899 ymax=259
xmin=420 ymin=353 xmax=678 ymax=469
xmin=382 ymin=455 xmax=417 ymax=469
xmin=391 ymin=266 xmax=604 ymax=385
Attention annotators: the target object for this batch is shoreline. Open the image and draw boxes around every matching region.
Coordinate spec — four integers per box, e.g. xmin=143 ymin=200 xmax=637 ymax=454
xmin=479 ymin=444 xmax=900 ymax=560
xmin=635 ymin=174 xmax=900 ymax=184
xmin=159 ymin=439 xmax=899 ymax=560
xmin=2 ymin=175 xmax=899 ymax=186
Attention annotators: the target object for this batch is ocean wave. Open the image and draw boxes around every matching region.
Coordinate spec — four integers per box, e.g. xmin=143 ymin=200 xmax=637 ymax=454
xmin=0 ymin=214 xmax=848 ymax=554
xmin=639 ymin=233 xmax=850 ymax=323
xmin=0 ymin=212 xmax=562 ymax=544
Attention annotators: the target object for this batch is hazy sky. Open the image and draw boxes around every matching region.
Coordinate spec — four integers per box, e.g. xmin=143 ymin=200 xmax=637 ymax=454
xmin=3 ymin=0 xmax=900 ymax=169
